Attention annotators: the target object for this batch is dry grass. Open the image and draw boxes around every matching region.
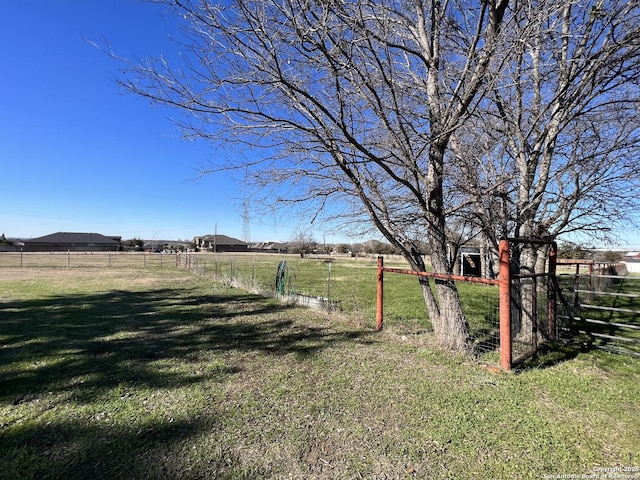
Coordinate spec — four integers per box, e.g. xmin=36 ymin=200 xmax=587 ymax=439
xmin=1 ymin=266 xmax=638 ymax=479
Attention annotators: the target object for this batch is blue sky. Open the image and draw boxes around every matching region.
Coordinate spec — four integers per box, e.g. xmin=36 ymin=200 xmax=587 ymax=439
xmin=0 ymin=0 xmax=324 ymax=243
xmin=1 ymin=1 xmax=638 ymax=249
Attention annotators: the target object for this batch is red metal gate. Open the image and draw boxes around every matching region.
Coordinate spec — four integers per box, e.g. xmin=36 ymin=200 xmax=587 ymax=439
xmin=376 ymin=239 xmax=558 ymax=371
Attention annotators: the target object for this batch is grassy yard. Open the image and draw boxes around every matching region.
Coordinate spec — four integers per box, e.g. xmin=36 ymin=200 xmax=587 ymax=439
xmin=184 ymin=253 xmax=501 ymax=335
xmin=1 ymin=266 xmax=638 ymax=479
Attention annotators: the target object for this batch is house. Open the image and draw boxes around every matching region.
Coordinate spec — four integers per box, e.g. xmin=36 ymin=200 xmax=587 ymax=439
xmin=193 ymin=234 xmax=248 ymax=252
xmin=249 ymin=241 xmax=289 ymax=253
xmin=624 ymin=252 xmax=640 ymax=274
xmin=23 ymin=232 xmax=122 ymax=252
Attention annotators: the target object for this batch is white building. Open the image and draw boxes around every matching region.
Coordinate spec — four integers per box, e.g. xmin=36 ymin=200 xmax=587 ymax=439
xmin=624 ymin=252 xmax=640 ymax=274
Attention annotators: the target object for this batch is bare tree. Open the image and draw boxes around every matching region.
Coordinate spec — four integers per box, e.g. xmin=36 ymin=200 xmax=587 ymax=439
xmin=118 ymin=0 xmax=514 ymax=352
xmin=289 ymin=231 xmax=316 ymax=257
xmin=497 ymin=1 xmax=636 ymax=245
xmin=117 ymin=0 xmax=639 ymax=352
xmin=449 ymin=0 xmax=640 ymax=339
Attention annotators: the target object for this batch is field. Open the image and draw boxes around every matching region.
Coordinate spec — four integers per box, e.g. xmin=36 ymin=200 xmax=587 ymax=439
xmin=0 ymin=252 xmax=501 ymax=341
xmin=1 ymin=260 xmax=639 ymax=479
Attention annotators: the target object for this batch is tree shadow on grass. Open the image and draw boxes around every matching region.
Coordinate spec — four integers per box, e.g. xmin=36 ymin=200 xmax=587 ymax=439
xmin=513 ymin=341 xmax=586 ymax=371
xmin=514 ymin=339 xmax=640 ymax=373
xmin=2 ymin=412 xmax=225 ymax=480
xmin=0 ymin=286 xmax=372 ymax=479
xmin=0 ymin=287 xmax=370 ymax=402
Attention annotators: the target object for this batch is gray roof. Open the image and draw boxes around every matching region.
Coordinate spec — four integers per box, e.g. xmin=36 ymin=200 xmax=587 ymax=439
xmin=199 ymin=234 xmax=247 ymax=246
xmin=25 ymin=232 xmax=121 ymax=244
xmin=252 ymin=242 xmax=288 ymax=249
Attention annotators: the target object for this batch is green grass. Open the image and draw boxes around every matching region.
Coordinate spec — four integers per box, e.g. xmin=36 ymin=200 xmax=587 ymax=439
xmin=186 ymin=253 xmax=499 ymax=330
xmin=1 ymin=252 xmax=497 ymax=334
xmin=1 ymin=266 xmax=639 ymax=479
xmin=203 ymin=254 xmax=502 ymax=358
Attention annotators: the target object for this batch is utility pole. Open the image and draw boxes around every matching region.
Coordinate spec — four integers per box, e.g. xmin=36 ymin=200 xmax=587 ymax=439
xmin=241 ymin=198 xmax=251 ymax=244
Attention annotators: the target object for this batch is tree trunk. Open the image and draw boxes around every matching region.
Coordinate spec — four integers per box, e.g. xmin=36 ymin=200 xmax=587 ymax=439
xmin=409 ymin=139 xmax=472 ymax=353
xmin=407 ymin=246 xmax=471 ymax=353
xmin=435 ymin=280 xmax=472 ymax=352
xmin=511 ymin=243 xmax=545 ymax=344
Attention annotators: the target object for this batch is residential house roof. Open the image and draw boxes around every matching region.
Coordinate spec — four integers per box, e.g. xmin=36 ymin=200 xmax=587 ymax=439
xmin=24 ymin=232 xmax=121 ymax=245
xmin=197 ymin=234 xmax=247 ymax=246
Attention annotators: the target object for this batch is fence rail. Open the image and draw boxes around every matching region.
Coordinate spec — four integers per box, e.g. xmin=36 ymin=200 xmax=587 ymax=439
xmin=377 ymin=257 xmax=502 ymax=363
xmin=175 ymin=252 xmax=400 ymax=324
xmin=8 ymin=250 xmax=635 ymax=363
xmin=557 ymin=268 xmax=640 ymax=357
xmin=376 ymin=240 xmax=552 ymax=371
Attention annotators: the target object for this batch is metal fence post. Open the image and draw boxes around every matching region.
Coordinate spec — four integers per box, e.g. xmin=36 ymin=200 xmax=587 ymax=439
xmin=376 ymin=256 xmax=384 ymax=331
xmin=499 ymin=240 xmax=512 ymax=371
xmin=548 ymin=242 xmax=557 ymax=340
xmin=327 ymin=261 xmax=332 ymax=314
xmin=531 ymin=276 xmax=538 ymax=353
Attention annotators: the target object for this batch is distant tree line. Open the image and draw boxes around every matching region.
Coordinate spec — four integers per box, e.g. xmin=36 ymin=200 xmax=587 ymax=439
xmin=288 ymin=231 xmax=410 ymax=257
xmin=0 ymin=234 xmax=12 ymax=246
xmin=557 ymin=243 xmax=624 ymax=262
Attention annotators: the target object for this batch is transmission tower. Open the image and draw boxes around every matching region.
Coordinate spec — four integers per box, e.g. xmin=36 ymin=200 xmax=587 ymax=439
xmin=241 ymin=198 xmax=251 ymax=243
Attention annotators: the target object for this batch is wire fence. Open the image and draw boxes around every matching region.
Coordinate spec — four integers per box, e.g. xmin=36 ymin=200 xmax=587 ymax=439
xmin=179 ymin=253 xmax=505 ymax=341
xmin=178 ymin=253 xmax=396 ymax=329
xmin=0 ymin=250 xmax=512 ymax=363
xmin=7 ymin=250 xmax=638 ymax=363
xmin=376 ymin=258 xmax=501 ymax=363
xmin=464 ymin=283 xmax=501 ymax=360
xmin=184 ymin=253 xmax=505 ymax=355
xmin=0 ymin=251 xmax=414 ymax=330
xmin=509 ymin=274 xmax=552 ymax=363
xmin=0 ymin=251 xmax=171 ymax=269
xmin=1 ymin=251 xmax=501 ymax=352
